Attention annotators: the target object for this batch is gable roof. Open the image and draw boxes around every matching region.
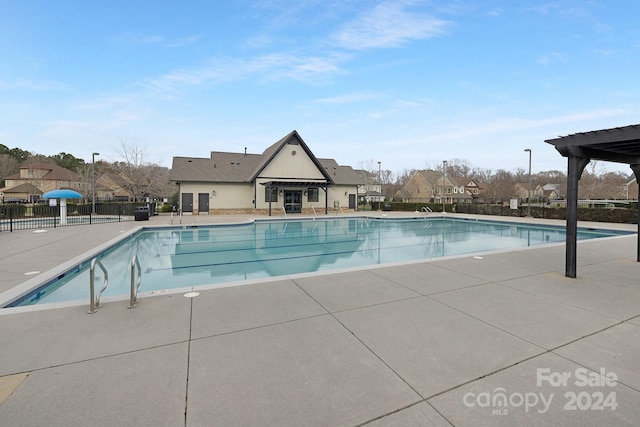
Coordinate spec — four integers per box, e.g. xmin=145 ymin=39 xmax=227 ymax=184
xmin=416 ymin=170 xmax=441 ymax=185
xmin=170 ymin=131 xmax=360 ymax=185
xmin=7 ymin=160 xmax=81 ymax=181
xmin=0 ymin=182 xmax=42 ymax=194
xmin=248 ymin=130 xmax=334 ymax=183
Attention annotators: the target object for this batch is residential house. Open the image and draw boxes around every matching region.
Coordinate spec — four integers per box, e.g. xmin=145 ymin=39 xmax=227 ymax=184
xmin=354 ymin=169 xmax=383 ymax=204
xmin=0 ymin=183 xmax=41 ymax=203
xmin=457 ymin=177 xmax=485 ymax=203
xmin=535 ymin=183 xmax=562 ymax=202
xmin=1 ymin=160 xmax=85 ymax=202
xmin=396 ymin=170 xmax=484 ymax=205
xmin=434 ymin=175 xmax=474 ymax=204
xmin=170 ymin=130 xmax=364 ymax=215
xmin=394 ymin=170 xmax=440 ymax=203
xmin=96 ymin=173 xmax=136 ymax=202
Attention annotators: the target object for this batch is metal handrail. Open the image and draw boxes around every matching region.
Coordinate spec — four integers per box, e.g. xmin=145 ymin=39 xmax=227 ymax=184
xmin=311 ymin=206 xmax=317 ymax=218
xmin=89 ymin=258 xmax=109 ymax=314
xmin=128 ymin=255 xmax=142 ymax=309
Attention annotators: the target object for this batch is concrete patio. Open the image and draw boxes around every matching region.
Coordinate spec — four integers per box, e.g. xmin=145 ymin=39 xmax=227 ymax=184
xmin=0 ymin=213 xmax=639 ymax=426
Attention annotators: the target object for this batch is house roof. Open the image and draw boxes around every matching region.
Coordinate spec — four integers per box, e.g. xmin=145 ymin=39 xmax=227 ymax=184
xmin=170 ymin=152 xmax=263 ymax=183
xmin=416 ymin=170 xmax=441 ymax=185
xmin=100 ymin=173 xmax=132 ymax=187
xmin=0 ymin=183 xmax=42 ymax=194
xmin=249 ymin=130 xmax=334 ymax=183
xmin=7 ymin=160 xmax=81 ymax=181
xmin=170 ymin=131 xmax=362 ymax=186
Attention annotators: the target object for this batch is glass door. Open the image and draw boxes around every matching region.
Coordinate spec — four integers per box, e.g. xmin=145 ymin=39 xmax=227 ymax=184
xmin=284 ymin=190 xmax=302 ymax=213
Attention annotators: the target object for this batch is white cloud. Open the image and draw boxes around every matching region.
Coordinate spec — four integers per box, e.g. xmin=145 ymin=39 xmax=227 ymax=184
xmin=144 ymin=52 xmax=350 ymax=92
xmin=332 ymin=0 xmax=449 ymax=50
xmin=313 ymin=92 xmax=381 ymax=104
xmin=115 ymin=32 xmax=199 ymax=48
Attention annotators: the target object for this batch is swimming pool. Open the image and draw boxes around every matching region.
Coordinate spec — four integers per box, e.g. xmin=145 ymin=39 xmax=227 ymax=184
xmin=3 ymin=217 xmax=631 ymax=307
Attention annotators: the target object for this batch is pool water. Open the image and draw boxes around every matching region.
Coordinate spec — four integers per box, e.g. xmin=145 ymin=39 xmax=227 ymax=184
xmin=6 ymin=217 xmax=629 ymax=307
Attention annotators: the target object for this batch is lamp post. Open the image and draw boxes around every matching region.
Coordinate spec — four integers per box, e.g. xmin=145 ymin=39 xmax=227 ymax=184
xmin=524 ymin=149 xmax=532 ymax=217
xmin=378 ymin=161 xmax=382 ymax=208
xmin=92 ymin=152 xmax=100 ymax=214
xmin=442 ymin=160 xmax=447 ymax=213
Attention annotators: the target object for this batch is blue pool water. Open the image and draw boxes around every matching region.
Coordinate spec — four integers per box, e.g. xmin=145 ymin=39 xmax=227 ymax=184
xmin=6 ymin=217 xmax=630 ymax=307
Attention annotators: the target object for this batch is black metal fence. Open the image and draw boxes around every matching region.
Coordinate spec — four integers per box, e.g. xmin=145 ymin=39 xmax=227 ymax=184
xmin=0 ymin=202 xmax=140 ymax=232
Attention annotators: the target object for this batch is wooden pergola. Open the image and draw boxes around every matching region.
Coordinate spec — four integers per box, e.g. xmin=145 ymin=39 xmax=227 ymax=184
xmin=546 ymin=124 xmax=640 ymax=277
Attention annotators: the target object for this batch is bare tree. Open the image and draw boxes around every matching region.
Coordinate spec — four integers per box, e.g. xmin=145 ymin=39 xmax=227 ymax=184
xmin=471 ymin=167 xmax=492 ymax=183
xmin=600 ymin=171 xmax=629 ymax=199
xmin=579 ymin=161 xmax=605 ymax=199
xmin=115 ymin=141 xmax=167 ymax=201
xmin=447 ymin=158 xmax=472 ymax=177
xmin=487 ymin=169 xmax=516 ymax=203
xmin=513 ymin=167 xmax=528 ymax=183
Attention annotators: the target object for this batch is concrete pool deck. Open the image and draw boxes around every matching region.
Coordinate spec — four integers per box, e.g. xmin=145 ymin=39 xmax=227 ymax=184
xmin=0 ymin=212 xmax=639 ymax=426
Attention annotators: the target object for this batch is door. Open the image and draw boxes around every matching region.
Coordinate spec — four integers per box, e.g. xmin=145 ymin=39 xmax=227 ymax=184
xmin=181 ymin=193 xmax=193 ymax=213
xmin=198 ymin=193 xmax=209 ymax=215
xmin=284 ymin=190 xmax=302 ymax=213
xmin=348 ymin=194 xmax=356 ymax=209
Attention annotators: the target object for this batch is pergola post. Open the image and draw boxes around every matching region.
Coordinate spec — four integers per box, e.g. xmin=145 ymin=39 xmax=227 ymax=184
xmin=547 ymin=124 xmax=640 ymax=278
xmin=565 ymin=155 xmax=590 ymax=278
xmin=631 ymin=164 xmax=640 ymax=262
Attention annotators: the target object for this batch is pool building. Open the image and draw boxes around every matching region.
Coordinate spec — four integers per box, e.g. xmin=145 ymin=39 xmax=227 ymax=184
xmin=170 ymin=130 xmax=363 ymax=215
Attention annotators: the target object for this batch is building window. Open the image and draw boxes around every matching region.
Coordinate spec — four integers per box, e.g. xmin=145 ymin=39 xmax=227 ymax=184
xmin=307 ymin=188 xmax=318 ymax=202
xmin=265 ymin=188 xmax=278 ymax=202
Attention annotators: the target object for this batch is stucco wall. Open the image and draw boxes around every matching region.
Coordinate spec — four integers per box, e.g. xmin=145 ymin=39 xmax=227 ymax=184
xmin=181 ymin=182 xmax=254 ymax=214
xmin=261 ymin=144 xmax=326 ymax=179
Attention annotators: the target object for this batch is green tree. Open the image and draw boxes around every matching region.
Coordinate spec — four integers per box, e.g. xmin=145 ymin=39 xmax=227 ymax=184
xmin=0 ymin=144 xmax=31 ymax=163
xmin=49 ymin=152 xmax=85 ymax=172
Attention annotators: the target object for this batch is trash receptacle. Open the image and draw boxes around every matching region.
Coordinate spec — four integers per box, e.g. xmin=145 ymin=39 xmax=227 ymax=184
xmin=135 ymin=206 xmax=149 ymax=221
xmin=383 ymin=202 xmax=391 ymax=212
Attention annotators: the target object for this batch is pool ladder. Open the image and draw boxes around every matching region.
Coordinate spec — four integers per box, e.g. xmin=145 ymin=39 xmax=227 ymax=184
xmin=128 ymin=255 xmax=142 ymax=309
xmin=88 ymin=258 xmax=108 ymax=314
xmin=88 ymin=254 xmax=142 ymax=314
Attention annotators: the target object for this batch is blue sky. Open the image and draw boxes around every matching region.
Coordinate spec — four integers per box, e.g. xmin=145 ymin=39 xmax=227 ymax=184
xmin=1 ymin=0 xmax=639 ymax=176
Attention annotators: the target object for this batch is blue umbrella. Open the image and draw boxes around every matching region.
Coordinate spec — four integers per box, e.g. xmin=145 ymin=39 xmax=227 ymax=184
xmin=42 ymin=189 xmax=83 ymax=225
xmin=43 ymin=189 xmax=83 ymax=199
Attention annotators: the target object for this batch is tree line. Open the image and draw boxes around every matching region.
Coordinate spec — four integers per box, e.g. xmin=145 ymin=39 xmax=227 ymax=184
xmin=0 ymin=143 xmax=175 ymax=201
xmin=1 ymin=143 xmax=633 ymax=202
xmin=361 ymin=158 xmax=633 ymax=201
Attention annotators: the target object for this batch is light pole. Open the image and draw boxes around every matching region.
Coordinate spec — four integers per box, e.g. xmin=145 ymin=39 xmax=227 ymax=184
xmin=442 ymin=160 xmax=447 ymax=213
xmin=377 ymin=161 xmax=381 ymax=208
xmin=92 ymin=152 xmax=100 ymax=214
xmin=524 ymin=149 xmax=532 ymax=217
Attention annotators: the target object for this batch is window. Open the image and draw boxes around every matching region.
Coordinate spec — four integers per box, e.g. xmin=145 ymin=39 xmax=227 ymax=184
xmin=265 ymin=188 xmax=278 ymax=202
xmin=307 ymin=188 xmax=318 ymax=202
